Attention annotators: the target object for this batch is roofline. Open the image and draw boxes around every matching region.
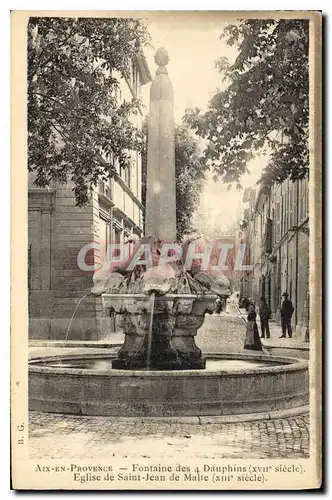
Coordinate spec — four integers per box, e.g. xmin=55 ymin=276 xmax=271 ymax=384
xmin=136 ymin=52 xmax=152 ymax=85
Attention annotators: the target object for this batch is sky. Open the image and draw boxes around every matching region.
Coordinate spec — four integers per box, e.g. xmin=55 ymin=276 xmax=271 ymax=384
xmin=140 ymin=15 xmax=269 ymax=233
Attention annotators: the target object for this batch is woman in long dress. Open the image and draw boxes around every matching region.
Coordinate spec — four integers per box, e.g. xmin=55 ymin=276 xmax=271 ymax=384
xmin=244 ymin=304 xmax=263 ymax=351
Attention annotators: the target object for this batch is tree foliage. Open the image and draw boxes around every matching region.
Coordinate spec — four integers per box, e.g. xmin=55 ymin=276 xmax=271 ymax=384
xmin=141 ymin=122 xmax=207 ymax=241
xmin=184 ymin=19 xmax=309 ymax=188
xmin=28 ymin=16 xmax=150 ymax=205
xmin=174 ymin=126 xmax=208 ymax=240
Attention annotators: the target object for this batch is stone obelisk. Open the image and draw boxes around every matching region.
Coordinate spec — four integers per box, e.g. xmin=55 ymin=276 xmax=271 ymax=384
xmin=145 ymin=48 xmax=177 ymax=243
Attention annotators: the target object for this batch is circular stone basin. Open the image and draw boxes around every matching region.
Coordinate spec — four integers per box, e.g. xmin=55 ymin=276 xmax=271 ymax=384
xmin=35 ymin=358 xmax=284 ymax=371
xmin=29 ymin=353 xmax=308 ymax=417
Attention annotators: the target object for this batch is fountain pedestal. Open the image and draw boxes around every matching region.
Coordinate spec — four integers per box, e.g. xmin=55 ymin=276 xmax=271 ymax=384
xmin=102 ymin=294 xmax=216 ymax=370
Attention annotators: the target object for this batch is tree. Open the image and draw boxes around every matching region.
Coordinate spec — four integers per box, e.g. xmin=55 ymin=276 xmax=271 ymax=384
xmin=28 ymin=16 xmax=150 ymax=205
xmin=184 ymin=19 xmax=309 ymax=188
xmin=175 ymin=126 xmax=208 ymax=240
xmin=141 ymin=122 xmax=207 ymax=241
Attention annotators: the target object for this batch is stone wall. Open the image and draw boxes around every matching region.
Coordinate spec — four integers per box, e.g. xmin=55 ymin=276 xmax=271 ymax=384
xmin=28 ymin=183 xmax=103 ymax=340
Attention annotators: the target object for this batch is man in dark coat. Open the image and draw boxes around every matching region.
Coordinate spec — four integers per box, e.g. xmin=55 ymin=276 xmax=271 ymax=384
xmin=215 ymin=296 xmax=223 ymax=314
xmin=280 ymin=292 xmax=294 ymax=338
xmin=259 ymin=296 xmax=270 ymax=338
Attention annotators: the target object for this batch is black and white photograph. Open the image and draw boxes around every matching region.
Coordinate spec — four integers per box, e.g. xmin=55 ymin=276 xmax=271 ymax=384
xmin=11 ymin=10 xmax=322 ymax=490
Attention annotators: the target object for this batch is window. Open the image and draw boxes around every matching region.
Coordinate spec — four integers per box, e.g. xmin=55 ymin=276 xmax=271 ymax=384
xmin=286 ymin=183 xmax=290 ymax=230
xmin=265 ymin=218 xmax=273 ymax=254
xmin=275 ymin=201 xmax=281 ymax=243
xmin=114 ymin=227 xmax=121 ymax=245
xmin=99 ymin=216 xmax=110 ymax=263
xmin=289 ymin=259 xmax=293 ymax=299
xmin=99 ymin=179 xmax=112 ymax=200
xmin=288 ymin=183 xmax=293 ymax=228
xmin=99 ymin=181 xmax=105 ymax=195
xmin=124 ymin=166 xmax=131 ymax=188
xmin=139 ymin=209 xmax=143 ymax=230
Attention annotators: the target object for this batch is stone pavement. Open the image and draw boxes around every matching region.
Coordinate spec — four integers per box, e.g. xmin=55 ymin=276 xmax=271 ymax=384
xmin=29 ymin=412 xmax=309 ymax=459
xmin=28 ymin=308 xmax=309 ymax=460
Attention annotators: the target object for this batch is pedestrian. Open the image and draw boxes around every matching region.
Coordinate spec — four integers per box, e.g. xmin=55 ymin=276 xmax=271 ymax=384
xmin=280 ymin=292 xmax=294 ymax=338
xmin=244 ymin=304 xmax=263 ymax=351
xmin=259 ymin=296 xmax=271 ymax=339
xmin=238 ymin=295 xmax=245 ymax=308
xmin=244 ymin=297 xmax=252 ymax=311
xmin=215 ymin=296 xmax=222 ymax=314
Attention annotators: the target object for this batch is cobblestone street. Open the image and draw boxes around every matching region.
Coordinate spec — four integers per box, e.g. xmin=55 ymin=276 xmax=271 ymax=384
xmin=28 ymin=305 xmax=309 ymax=460
xmin=19 ymin=17 xmax=318 ymax=491
xmin=29 ymin=412 xmax=309 ymax=460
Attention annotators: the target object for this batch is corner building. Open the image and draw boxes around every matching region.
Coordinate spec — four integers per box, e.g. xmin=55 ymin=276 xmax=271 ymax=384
xmin=28 ymin=55 xmax=151 ymax=340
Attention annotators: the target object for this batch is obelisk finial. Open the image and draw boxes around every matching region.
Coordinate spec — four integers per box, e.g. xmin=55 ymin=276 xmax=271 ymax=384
xmin=154 ymin=47 xmax=169 ymax=67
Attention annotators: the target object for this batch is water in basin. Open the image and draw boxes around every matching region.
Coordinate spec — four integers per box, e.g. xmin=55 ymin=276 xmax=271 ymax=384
xmin=39 ymin=357 xmax=284 ymax=371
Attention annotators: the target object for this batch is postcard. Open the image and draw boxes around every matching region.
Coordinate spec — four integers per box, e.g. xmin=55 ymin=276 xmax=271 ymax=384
xmin=11 ymin=10 xmax=322 ymax=490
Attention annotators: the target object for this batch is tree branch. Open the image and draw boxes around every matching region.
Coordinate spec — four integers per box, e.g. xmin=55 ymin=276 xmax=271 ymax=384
xmin=28 ymin=30 xmax=75 ymax=80
xmin=50 ymin=121 xmax=115 ymax=173
xmin=30 ymin=92 xmax=66 ymax=107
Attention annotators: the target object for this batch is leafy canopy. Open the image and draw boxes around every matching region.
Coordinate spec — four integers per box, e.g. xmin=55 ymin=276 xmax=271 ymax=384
xmin=28 ymin=17 xmax=150 ymax=205
xmin=184 ymin=19 xmax=309 ymax=188
xmin=142 ymin=123 xmax=207 ymax=241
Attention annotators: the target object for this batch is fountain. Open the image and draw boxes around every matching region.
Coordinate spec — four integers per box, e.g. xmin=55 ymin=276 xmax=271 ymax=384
xmin=91 ymin=47 xmax=224 ymax=371
xmin=29 ymin=49 xmax=308 ymax=418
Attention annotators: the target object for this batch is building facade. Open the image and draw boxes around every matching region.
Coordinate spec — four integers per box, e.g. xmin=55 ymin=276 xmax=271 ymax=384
xmin=240 ymin=177 xmax=309 ymax=340
xmin=28 ymin=55 xmax=151 ymax=340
